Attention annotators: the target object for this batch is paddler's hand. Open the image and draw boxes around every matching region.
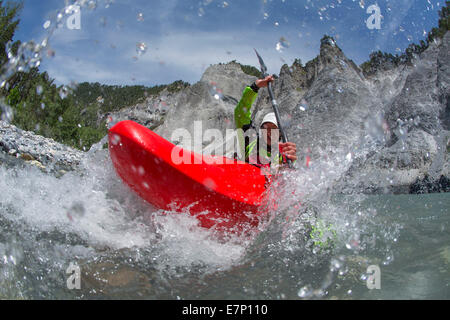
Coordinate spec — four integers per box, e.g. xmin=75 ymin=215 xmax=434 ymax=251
xmin=280 ymin=142 xmax=297 ymax=162
xmin=255 ymin=75 xmax=274 ymax=88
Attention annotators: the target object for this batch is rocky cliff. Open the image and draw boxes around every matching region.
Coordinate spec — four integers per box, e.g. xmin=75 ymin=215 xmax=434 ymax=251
xmin=338 ymin=32 xmax=450 ymax=194
xmin=1 ymin=33 xmax=448 ymax=194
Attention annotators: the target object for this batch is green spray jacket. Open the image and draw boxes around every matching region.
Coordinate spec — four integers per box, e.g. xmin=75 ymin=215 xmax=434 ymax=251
xmin=234 ymin=86 xmax=286 ymax=166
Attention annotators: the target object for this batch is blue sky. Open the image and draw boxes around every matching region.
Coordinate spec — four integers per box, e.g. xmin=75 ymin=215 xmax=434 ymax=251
xmin=10 ymin=0 xmax=444 ymax=87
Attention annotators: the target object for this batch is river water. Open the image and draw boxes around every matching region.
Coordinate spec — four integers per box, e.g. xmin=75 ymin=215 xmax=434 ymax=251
xmin=0 ymin=147 xmax=448 ymax=300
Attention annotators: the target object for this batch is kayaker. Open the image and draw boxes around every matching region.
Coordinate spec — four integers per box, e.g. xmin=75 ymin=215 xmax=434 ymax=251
xmin=234 ymin=75 xmax=297 ymax=170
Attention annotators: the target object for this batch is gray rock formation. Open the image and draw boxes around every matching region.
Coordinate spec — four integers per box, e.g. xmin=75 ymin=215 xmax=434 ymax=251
xmin=106 ymin=94 xmax=168 ymax=130
xmin=154 ymin=33 xmax=449 ymax=194
xmin=338 ymin=32 xmax=450 ymax=194
xmin=155 ymin=61 xmax=257 ymax=150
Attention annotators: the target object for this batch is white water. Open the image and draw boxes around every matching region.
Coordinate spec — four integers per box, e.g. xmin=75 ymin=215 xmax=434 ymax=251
xmin=2 ymin=123 xmax=449 ymax=300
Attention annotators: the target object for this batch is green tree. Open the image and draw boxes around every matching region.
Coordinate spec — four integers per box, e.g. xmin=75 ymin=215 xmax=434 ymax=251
xmin=0 ymin=0 xmax=22 ymax=67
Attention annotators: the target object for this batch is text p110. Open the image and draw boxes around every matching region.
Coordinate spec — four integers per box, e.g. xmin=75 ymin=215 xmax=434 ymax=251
xmin=226 ymin=305 xmax=268 ymax=315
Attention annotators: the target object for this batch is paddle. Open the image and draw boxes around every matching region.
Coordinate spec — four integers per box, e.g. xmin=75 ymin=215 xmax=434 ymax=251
xmin=254 ymin=49 xmax=294 ymax=169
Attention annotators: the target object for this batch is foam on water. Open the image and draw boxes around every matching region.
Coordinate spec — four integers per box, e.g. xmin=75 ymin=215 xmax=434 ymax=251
xmin=0 ymin=109 xmax=402 ymax=299
xmin=0 ymin=157 xmax=153 ymax=250
xmin=0 ymin=128 xmax=393 ymax=298
xmin=0 ymin=143 xmax=253 ymax=295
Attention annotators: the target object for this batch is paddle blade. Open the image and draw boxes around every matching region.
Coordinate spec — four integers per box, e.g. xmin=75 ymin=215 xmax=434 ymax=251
xmin=254 ymin=48 xmax=268 ymax=77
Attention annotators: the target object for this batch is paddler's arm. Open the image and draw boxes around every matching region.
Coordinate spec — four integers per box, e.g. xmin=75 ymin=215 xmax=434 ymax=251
xmin=234 ymin=75 xmax=275 ymax=130
xmin=234 ymin=86 xmax=258 ymax=131
xmin=234 ymin=85 xmax=258 ymax=161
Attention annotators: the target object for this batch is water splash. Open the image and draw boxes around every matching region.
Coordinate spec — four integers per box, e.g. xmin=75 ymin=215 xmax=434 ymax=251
xmin=0 ymin=99 xmax=14 ymax=123
xmin=136 ymin=42 xmax=148 ymax=56
xmin=209 ymin=81 xmax=224 ymax=101
xmin=276 ymin=37 xmax=290 ymax=53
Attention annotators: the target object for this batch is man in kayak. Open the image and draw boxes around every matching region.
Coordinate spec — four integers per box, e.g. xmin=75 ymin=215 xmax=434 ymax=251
xmin=234 ymin=75 xmax=297 ymax=171
xmin=234 ymin=77 xmax=336 ymax=249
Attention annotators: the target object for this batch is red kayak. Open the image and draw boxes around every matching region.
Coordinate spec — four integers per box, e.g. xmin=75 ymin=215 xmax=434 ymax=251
xmin=108 ymin=120 xmax=269 ymax=231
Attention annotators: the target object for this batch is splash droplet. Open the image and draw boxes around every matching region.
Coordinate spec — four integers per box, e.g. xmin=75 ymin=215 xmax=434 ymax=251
xmin=136 ymin=42 xmax=147 ymax=56
xmin=0 ymin=101 xmax=14 ymax=123
xmin=59 ymin=86 xmax=70 ymax=99
xmin=47 ymin=49 xmax=56 ymax=58
xmin=346 ymin=152 xmax=352 ymax=161
xmin=297 ymin=99 xmax=308 ymax=112
xmin=36 ymin=85 xmax=43 ymax=95
xmin=88 ymin=0 xmax=97 ymax=10
xmin=276 ymin=37 xmax=290 ymax=52
xmin=43 ymin=20 xmax=51 ymax=29
xmin=111 ymin=134 xmax=121 ymax=146
xmin=203 ymin=178 xmax=217 ymax=191
xmin=209 ymin=82 xmax=223 ymax=100
xmin=297 ymin=285 xmax=313 ymax=298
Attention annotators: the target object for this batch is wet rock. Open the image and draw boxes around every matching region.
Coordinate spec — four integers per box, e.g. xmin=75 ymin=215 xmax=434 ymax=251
xmin=346 ymin=33 xmax=450 ymax=194
xmin=410 ymin=174 xmax=450 ymax=194
xmin=28 ymin=160 xmax=46 ymax=171
xmin=80 ymin=260 xmax=154 ymax=297
xmin=0 ymin=120 xmax=84 ymax=173
xmin=20 ymin=153 xmax=35 ymax=161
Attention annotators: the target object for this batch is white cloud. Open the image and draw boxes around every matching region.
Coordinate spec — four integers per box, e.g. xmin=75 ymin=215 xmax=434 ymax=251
xmin=41 ymin=52 xmax=130 ymax=85
xmin=41 ymin=25 xmax=318 ymax=86
xmin=36 ymin=0 xmax=320 ymax=86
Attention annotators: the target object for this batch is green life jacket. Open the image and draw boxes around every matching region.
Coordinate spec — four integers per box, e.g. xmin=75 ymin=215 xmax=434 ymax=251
xmin=235 ymin=86 xmax=286 ymax=166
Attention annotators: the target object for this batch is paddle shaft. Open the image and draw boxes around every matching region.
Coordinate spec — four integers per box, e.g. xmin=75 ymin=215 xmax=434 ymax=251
xmin=254 ymin=49 xmax=294 ymax=169
xmin=266 ymin=81 xmax=288 ymax=143
xmin=267 ymin=82 xmax=294 ymax=168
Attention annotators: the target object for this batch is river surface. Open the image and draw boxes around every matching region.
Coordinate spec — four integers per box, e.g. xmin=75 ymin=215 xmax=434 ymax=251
xmin=0 ymin=148 xmax=448 ymax=300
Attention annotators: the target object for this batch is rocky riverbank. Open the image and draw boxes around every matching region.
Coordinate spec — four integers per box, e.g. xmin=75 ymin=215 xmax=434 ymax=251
xmin=0 ymin=120 xmax=85 ymax=175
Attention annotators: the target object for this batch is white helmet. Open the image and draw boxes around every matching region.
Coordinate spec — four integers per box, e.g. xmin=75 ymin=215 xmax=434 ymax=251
xmin=261 ymin=112 xmax=278 ymax=128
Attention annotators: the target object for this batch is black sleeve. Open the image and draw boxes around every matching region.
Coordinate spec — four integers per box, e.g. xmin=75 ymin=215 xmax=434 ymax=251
xmin=250 ymin=82 xmax=260 ymax=93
